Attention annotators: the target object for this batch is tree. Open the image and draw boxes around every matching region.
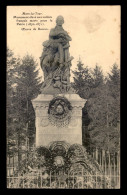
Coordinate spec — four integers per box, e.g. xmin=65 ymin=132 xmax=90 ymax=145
xmin=107 ymin=63 xmax=120 ymax=99
xmin=89 ymin=126 xmax=120 ymax=152
xmin=107 ymin=64 xmax=120 ymax=126
xmin=72 ymin=61 xmax=104 ymax=99
xmin=15 ymin=55 xmax=43 ymax=147
xmin=72 ymin=60 xmax=94 ymax=147
xmin=73 ymin=61 xmax=105 ymax=147
xmin=91 ymin=64 xmax=104 ymax=88
xmin=73 ymin=60 xmax=120 ymax=151
xmin=7 ymin=48 xmax=21 ymax=155
xmin=7 ymin=48 xmax=19 ymax=120
xmin=87 ymin=65 xmax=120 ymax=150
xmin=87 ymin=84 xmax=115 ymax=128
xmin=72 ymin=60 xmax=94 ymax=99
xmin=7 ymin=51 xmax=43 ymax=166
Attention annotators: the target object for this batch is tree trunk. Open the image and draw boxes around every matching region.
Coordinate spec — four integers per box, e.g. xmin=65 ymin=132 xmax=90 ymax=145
xmin=18 ymin=130 xmax=22 ymax=168
xmin=83 ymin=125 xmax=91 ymax=148
xmin=17 ymin=89 xmax=22 ymax=169
xmin=107 ymin=103 xmax=109 ymax=128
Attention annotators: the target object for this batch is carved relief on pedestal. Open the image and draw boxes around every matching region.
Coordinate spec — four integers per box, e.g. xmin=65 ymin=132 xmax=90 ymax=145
xmin=40 ymin=117 xmax=49 ymax=127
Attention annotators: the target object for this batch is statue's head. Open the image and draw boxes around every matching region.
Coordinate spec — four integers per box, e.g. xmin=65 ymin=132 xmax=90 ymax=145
xmin=56 ymin=15 xmax=64 ymax=26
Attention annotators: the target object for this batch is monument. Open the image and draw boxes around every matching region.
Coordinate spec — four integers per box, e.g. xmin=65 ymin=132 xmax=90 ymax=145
xmin=32 ymin=16 xmax=86 ymax=147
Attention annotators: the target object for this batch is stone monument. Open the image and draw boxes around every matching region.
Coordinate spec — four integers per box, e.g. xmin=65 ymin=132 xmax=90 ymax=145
xmin=32 ymin=15 xmax=86 ymax=147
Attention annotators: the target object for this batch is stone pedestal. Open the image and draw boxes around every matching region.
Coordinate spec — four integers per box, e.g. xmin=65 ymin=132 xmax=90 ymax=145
xmin=32 ymin=94 xmax=86 ymax=147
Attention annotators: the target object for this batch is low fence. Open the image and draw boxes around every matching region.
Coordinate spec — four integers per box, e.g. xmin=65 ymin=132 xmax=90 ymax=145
xmin=87 ymin=147 xmax=120 ymax=179
xmin=7 ymin=146 xmax=35 ymax=167
xmin=7 ymin=146 xmax=120 ymax=189
xmin=7 ymin=169 xmax=120 ymax=189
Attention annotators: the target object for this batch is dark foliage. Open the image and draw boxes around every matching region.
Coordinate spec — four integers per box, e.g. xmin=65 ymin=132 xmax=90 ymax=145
xmin=73 ymin=60 xmax=120 ymax=151
xmin=7 ymin=49 xmax=43 ymax=161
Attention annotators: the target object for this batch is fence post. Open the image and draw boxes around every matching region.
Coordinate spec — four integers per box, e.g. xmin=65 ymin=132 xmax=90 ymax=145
xmin=108 ymin=152 xmax=112 ymax=187
xmin=113 ymin=152 xmax=115 ymax=187
xmin=67 ymin=171 xmax=69 ymax=189
xmin=100 ymin=149 xmax=102 ymax=166
xmin=117 ymin=150 xmax=120 ymax=188
xmin=105 ymin=153 xmax=107 ymax=175
xmin=18 ymin=172 xmax=19 ymax=188
xmin=50 ymin=171 xmax=51 ymax=187
xmin=13 ymin=153 xmax=14 ymax=175
xmin=36 ymin=173 xmax=38 ymax=188
xmin=95 ymin=170 xmax=97 ymax=189
xmin=9 ymin=154 xmax=10 ymax=166
xmin=73 ymin=172 xmax=74 ymax=189
xmin=102 ymin=149 xmax=105 ymax=171
xmin=40 ymin=172 xmax=42 ymax=188
xmin=23 ymin=172 xmax=24 ymax=188
xmin=95 ymin=147 xmax=98 ymax=162
xmin=82 ymin=167 xmax=83 ymax=189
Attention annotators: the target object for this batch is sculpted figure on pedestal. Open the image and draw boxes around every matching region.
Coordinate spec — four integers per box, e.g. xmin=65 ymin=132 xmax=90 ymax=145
xmin=40 ymin=15 xmax=74 ymax=93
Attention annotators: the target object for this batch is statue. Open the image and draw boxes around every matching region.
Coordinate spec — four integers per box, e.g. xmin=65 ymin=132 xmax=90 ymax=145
xmin=40 ymin=15 xmax=74 ymax=93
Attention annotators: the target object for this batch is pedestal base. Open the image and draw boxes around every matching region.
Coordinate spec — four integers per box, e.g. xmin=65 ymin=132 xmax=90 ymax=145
xmin=32 ymin=94 xmax=86 ymax=147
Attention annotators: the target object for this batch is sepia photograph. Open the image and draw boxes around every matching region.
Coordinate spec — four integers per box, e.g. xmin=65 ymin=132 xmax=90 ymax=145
xmin=7 ymin=5 xmax=120 ymax=189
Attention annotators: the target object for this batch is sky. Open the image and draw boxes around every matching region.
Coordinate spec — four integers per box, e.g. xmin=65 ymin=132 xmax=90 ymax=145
xmin=7 ymin=6 xmax=120 ymax=80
